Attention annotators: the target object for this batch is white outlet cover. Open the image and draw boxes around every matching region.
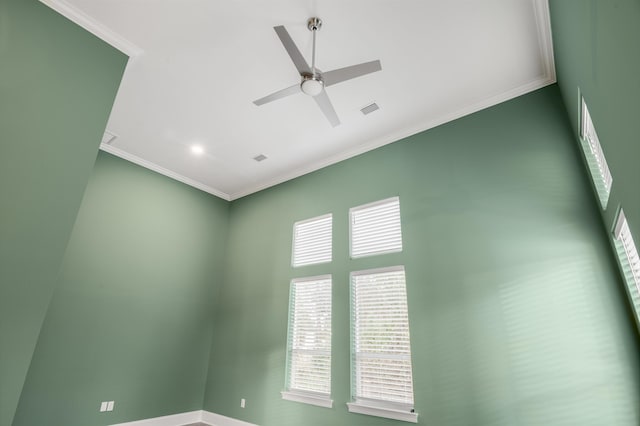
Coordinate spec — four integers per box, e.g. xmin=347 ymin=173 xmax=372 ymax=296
xmin=107 ymin=401 xmax=115 ymax=411
xmin=100 ymin=402 xmax=108 ymax=412
xmin=241 ymin=398 xmax=245 ymax=408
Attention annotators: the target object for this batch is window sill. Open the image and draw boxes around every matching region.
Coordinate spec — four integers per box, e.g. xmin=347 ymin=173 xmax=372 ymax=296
xmin=281 ymin=391 xmax=333 ymax=408
xmin=347 ymin=402 xmax=418 ymax=423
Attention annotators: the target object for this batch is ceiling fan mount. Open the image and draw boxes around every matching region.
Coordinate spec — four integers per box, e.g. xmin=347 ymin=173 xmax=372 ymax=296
xmin=307 ymin=17 xmax=322 ymax=32
xmin=253 ymin=17 xmax=382 ymax=127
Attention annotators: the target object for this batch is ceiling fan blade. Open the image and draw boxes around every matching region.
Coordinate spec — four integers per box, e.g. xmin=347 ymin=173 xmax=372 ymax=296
xmin=313 ymin=90 xmax=340 ymax=127
xmin=323 ymin=60 xmax=382 ymax=87
xmin=274 ymin=26 xmax=311 ymax=75
xmin=253 ymin=84 xmax=301 ymax=106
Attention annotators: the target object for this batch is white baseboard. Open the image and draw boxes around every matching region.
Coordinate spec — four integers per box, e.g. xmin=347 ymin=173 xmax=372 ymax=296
xmin=109 ymin=410 xmax=202 ymax=426
xmin=109 ymin=410 xmax=258 ymax=426
xmin=201 ymin=411 xmax=258 ymax=426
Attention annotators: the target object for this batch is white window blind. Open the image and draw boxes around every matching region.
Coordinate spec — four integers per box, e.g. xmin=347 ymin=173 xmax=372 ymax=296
xmin=580 ymin=99 xmax=613 ymax=208
xmin=350 ymin=197 xmax=402 ymax=258
xmin=613 ymin=209 xmax=640 ymax=317
xmin=350 ymin=267 xmax=415 ymax=413
xmin=292 ymin=214 xmax=332 ymax=267
xmin=284 ymin=276 xmax=332 ymax=404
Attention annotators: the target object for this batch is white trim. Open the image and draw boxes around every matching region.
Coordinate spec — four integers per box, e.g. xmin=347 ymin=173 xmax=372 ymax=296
xmin=290 ymin=274 xmax=333 ymax=283
xmin=228 ymin=75 xmax=555 ymax=200
xmin=108 ymin=410 xmax=201 ymax=426
xmin=291 ymin=214 xmax=333 ymax=267
xmin=281 ymin=390 xmax=333 ymax=408
xmin=350 ymin=196 xmax=399 ymax=213
xmin=100 ymin=144 xmax=231 ymax=201
xmin=201 ymin=411 xmax=259 ymax=426
xmin=614 ymin=208 xmax=627 ymax=239
xmin=349 ymin=197 xmax=402 ymax=258
xmin=578 ymin=97 xmax=613 ymax=208
xmin=38 ymin=0 xmax=143 ymax=57
xmin=532 ymin=0 xmax=556 ymax=83
xmin=347 ymin=402 xmax=418 ymax=423
xmin=351 ymin=265 xmax=405 ymax=277
xmin=108 ymin=410 xmax=258 ymax=426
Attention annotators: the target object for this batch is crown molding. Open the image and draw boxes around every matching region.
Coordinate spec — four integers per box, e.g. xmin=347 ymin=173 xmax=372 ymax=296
xmin=100 ymin=144 xmax=231 ymax=201
xmin=533 ymin=0 xmax=557 ymax=83
xmin=39 ymin=0 xmax=143 ymax=57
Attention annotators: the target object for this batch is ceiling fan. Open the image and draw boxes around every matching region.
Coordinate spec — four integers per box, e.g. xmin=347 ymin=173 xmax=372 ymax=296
xmin=253 ymin=17 xmax=382 ymax=127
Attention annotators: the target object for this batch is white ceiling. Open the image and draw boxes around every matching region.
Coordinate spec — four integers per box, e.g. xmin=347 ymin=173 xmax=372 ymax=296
xmin=42 ymin=0 xmax=555 ymax=200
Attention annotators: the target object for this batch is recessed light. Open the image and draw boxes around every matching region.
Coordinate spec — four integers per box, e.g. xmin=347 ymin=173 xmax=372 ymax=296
xmin=191 ymin=145 xmax=205 ymax=155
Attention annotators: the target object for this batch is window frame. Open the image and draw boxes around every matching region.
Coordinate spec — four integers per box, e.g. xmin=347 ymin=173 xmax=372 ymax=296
xmin=291 ymin=213 xmax=333 ymax=268
xmin=580 ymin=97 xmax=613 ymax=209
xmin=282 ymin=275 xmax=333 ymax=408
xmin=348 ymin=266 xmax=417 ymax=423
xmin=613 ymin=208 xmax=640 ymax=321
xmin=349 ymin=197 xmax=403 ymax=259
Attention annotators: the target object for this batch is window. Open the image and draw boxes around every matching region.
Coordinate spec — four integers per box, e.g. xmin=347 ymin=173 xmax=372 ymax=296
xmin=282 ymin=276 xmax=333 ymax=408
xmin=348 ymin=266 xmax=417 ymax=423
xmin=350 ymin=197 xmax=402 ymax=258
xmin=292 ymin=214 xmax=332 ymax=267
xmin=613 ymin=209 xmax=640 ymax=318
xmin=580 ymin=98 xmax=613 ymax=208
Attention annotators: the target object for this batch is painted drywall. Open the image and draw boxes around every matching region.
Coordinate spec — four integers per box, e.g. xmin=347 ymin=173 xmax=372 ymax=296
xmin=203 ymin=86 xmax=640 ymax=426
xmin=549 ymin=0 xmax=640 ymax=246
xmin=12 ymin=152 xmax=230 ymax=426
xmin=0 ymin=1 xmax=127 ymax=424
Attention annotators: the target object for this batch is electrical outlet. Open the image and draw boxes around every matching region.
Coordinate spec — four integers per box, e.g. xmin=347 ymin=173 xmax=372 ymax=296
xmin=240 ymin=398 xmax=246 ymax=408
xmin=99 ymin=402 xmax=108 ymax=412
xmin=107 ymin=401 xmax=115 ymax=411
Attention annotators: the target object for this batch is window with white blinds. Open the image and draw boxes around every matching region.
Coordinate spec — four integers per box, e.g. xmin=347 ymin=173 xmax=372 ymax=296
xmin=613 ymin=209 xmax=640 ymax=318
xmin=292 ymin=214 xmax=332 ymax=267
xmin=282 ymin=276 xmax=333 ymax=408
xmin=350 ymin=197 xmax=402 ymax=258
xmin=580 ymin=98 xmax=613 ymax=209
xmin=348 ymin=266 xmax=416 ymax=423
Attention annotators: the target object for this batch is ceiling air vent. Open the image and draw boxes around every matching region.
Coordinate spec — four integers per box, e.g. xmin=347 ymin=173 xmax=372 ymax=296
xmin=253 ymin=154 xmax=268 ymax=162
xmin=101 ymin=130 xmax=117 ymax=145
xmin=360 ymin=103 xmax=379 ymax=115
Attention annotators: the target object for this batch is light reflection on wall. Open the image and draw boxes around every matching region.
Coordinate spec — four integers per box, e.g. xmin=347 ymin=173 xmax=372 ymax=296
xmin=497 ymin=257 xmax=637 ymax=425
xmin=425 ymin=246 xmax=638 ymax=426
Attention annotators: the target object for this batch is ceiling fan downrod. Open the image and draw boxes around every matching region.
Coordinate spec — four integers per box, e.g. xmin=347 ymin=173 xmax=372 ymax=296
xmin=300 ymin=17 xmax=324 ymax=96
xmin=308 ymin=17 xmax=322 ymax=76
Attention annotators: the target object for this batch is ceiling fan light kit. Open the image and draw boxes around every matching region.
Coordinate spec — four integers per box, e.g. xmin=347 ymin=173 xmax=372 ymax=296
xmin=253 ymin=17 xmax=382 ymax=127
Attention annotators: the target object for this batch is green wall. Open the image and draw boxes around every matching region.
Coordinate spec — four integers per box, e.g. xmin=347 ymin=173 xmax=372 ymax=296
xmin=549 ymin=0 xmax=640 ymax=247
xmin=0 ymin=1 xmax=127 ymax=424
xmin=12 ymin=152 xmax=230 ymax=426
xmin=203 ymin=86 xmax=640 ymax=426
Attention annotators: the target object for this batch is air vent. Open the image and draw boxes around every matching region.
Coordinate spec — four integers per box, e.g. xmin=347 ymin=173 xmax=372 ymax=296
xmin=253 ymin=154 xmax=268 ymax=162
xmin=101 ymin=130 xmax=117 ymax=145
xmin=360 ymin=103 xmax=379 ymax=115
